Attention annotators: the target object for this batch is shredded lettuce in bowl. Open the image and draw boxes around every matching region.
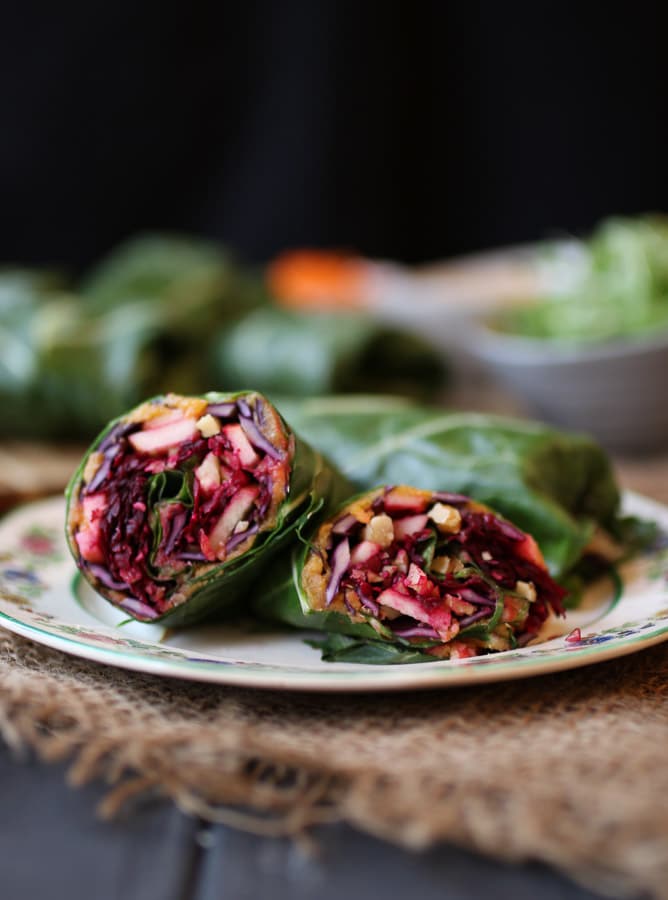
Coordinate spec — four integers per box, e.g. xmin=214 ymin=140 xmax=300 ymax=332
xmin=497 ymin=215 xmax=668 ymax=343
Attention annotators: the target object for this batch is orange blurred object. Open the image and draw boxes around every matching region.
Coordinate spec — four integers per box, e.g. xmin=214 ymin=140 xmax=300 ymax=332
xmin=267 ymin=250 xmax=369 ymax=310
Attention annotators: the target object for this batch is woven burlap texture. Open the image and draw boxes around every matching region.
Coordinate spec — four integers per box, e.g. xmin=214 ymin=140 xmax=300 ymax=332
xmin=2 ymin=628 xmax=668 ymax=899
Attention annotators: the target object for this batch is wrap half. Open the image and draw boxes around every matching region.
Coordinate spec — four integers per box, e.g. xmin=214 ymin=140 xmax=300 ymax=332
xmin=65 ymin=391 xmax=343 ymax=625
xmin=255 ymin=485 xmax=567 ymax=662
xmin=278 ymin=396 xmax=634 ymax=581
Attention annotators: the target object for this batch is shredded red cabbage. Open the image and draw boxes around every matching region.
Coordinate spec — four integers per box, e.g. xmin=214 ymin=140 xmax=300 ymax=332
xmin=319 ymin=489 xmax=567 ymax=651
xmin=74 ymin=398 xmax=288 ymax=615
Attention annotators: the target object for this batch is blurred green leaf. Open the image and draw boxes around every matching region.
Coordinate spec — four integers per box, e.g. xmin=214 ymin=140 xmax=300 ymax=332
xmin=212 ymin=307 xmax=447 ymax=399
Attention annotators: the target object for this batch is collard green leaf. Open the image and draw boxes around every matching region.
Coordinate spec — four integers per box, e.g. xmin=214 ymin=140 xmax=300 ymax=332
xmin=81 ymin=234 xmax=265 ymax=320
xmin=252 ymin=554 xmax=387 ymax=641
xmin=0 ymin=237 xmax=268 ymax=439
xmin=250 ymin=395 xmax=635 ymax=661
xmin=0 ymin=272 xmax=82 ymax=437
xmin=279 ymin=395 xmax=622 ymax=578
xmin=305 ymin=633 xmax=437 ymax=664
xmin=211 ymin=307 xmax=447 ymax=399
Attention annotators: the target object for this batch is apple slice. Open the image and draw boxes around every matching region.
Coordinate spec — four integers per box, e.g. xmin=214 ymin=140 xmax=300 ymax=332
xmin=383 ymin=488 xmax=428 ymax=514
xmin=194 ymin=452 xmax=222 ymax=493
xmin=129 ymin=417 xmax=198 ymax=454
xmin=393 ymin=514 xmax=429 ymax=539
xmin=350 ymin=540 xmax=381 ymax=565
xmin=144 ymin=409 xmax=185 ymax=430
xmin=223 ymin=424 xmax=260 ymax=468
xmin=75 ymin=492 xmax=107 ymax=563
xmin=208 ymin=486 xmax=259 ymax=558
xmin=378 ymin=586 xmax=453 ymax=638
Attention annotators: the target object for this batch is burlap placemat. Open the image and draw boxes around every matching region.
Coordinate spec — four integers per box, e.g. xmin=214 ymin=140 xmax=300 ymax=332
xmin=2 ymin=626 xmax=668 ymax=899
xmin=1 ymin=439 xmax=668 ymax=897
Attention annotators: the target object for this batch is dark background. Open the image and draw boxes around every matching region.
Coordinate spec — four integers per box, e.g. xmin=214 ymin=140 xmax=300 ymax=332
xmin=1 ymin=1 xmax=666 ymax=270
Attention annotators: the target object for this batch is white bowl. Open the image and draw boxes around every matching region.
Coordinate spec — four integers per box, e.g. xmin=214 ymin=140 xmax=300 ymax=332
xmin=464 ymin=323 xmax=668 ymax=453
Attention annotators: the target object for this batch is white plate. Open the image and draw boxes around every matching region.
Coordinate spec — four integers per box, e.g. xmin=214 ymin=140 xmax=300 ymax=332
xmin=1 ymin=494 xmax=667 ymax=692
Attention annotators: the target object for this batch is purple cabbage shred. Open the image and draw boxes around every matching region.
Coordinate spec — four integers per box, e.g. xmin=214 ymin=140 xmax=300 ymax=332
xmin=325 ymin=538 xmax=351 ymax=606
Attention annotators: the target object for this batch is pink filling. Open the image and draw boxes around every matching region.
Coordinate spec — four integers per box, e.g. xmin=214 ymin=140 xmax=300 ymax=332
xmin=323 ymin=491 xmax=566 ymax=646
xmin=73 ymin=399 xmax=289 ymax=616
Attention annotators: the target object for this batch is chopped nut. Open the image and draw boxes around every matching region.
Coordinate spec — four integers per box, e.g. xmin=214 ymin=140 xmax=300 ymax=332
xmin=445 ymin=594 xmax=476 ymax=616
xmin=363 ymin=514 xmax=395 ymax=549
xmin=196 ymin=414 xmax=221 ymax=437
xmin=194 ymin=453 xmax=221 ymax=492
xmin=427 ymin=503 xmax=462 ymax=533
xmin=486 ymin=631 xmax=512 ymax=652
xmin=233 ymin=520 xmax=249 ymax=534
xmin=430 ymin=555 xmax=451 ymax=575
xmin=449 ymin=642 xmax=478 ymax=661
xmin=166 ymin=394 xmax=209 ymax=420
xmin=515 ymin=580 xmax=537 ymax=603
xmin=344 ymin=588 xmax=363 ymax=616
xmin=126 ymin=396 xmax=207 ymax=424
xmin=431 ymin=554 xmax=465 ymax=575
xmin=380 ymin=606 xmax=401 ymax=621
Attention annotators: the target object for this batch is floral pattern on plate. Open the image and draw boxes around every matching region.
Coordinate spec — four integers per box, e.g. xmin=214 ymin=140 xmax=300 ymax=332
xmin=1 ymin=494 xmax=668 ymax=691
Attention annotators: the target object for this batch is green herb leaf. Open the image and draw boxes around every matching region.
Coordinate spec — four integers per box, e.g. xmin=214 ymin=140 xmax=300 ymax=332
xmin=305 ymin=633 xmax=437 ymax=665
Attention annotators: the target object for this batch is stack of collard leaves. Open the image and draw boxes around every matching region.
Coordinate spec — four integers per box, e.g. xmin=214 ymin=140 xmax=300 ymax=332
xmin=0 ymin=237 xmax=446 ymax=440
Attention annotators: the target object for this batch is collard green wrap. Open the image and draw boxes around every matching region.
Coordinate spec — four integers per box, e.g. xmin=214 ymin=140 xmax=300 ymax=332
xmin=251 ymin=397 xmax=637 ymax=664
xmin=65 ymin=391 xmax=348 ymax=626
xmin=1 ymin=238 xmax=451 ymax=441
xmin=211 ymin=307 xmax=447 ymax=399
xmin=253 ymin=485 xmax=567 ymax=663
xmin=0 ymin=236 xmax=266 ymax=439
xmin=276 ymin=395 xmax=629 ymax=580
